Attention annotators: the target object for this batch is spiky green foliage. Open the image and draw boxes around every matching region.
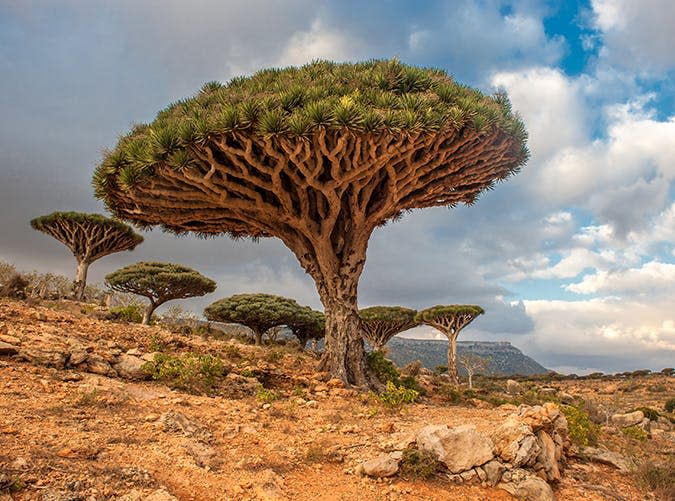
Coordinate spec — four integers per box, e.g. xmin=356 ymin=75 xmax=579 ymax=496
xmin=204 ymin=293 xmax=307 ymax=345
xmin=105 ymin=262 xmax=216 ymax=324
xmin=415 ymin=305 xmax=485 ymax=324
xmin=359 ymin=306 xmax=418 ymax=351
xmin=30 ymin=211 xmax=144 ymax=300
xmin=30 ymin=212 xmax=143 ymax=257
xmin=93 ymin=59 xmax=528 ymax=215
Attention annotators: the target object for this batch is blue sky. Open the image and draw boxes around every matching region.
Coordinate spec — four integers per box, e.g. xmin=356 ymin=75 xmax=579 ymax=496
xmin=1 ymin=0 xmax=674 ymax=374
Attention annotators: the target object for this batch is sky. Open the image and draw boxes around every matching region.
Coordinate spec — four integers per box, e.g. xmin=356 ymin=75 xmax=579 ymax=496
xmin=1 ymin=0 xmax=674 ymax=374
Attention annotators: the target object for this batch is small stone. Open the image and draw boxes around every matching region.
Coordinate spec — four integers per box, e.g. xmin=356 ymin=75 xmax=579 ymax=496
xmin=0 ymin=341 xmax=19 ymax=356
xmin=459 ymin=469 xmax=476 ymax=482
xmin=305 ymin=400 xmax=319 ymax=408
xmin=360 ymin=453 xmax=400 ymax=477
xmin=113 ymin=354 xmax=147 ymax=380
xmin=483 ymin=459 xmax=506 ymax=486
xmin=475 ymin=466 xmax=487 ymax=482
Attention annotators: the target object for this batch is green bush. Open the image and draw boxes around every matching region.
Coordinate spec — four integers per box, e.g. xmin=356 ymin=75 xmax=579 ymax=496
xmin=665 ymin=398 xmax=675 ymax=413
xmin=109 ymin=304 xmax=144 ymax=323
xmin=256 ymin=386 xmax=279 ymax=404
xmin=561 ymin=404 xmax=598 ymax=447
xmin=635 ymin=407 xmax=660 ymax=421
xmin=622 ymin=425 xmax=649 ymax=441
xmin=377 ymin=381 xmax=418 ymax=408
xmin=142 ymin=352 xmax=226 ymax=394
xmin=367 ymin=351 xmax=401 ymax=384
xmin=399 ymin=447 xmax=438 ymax=479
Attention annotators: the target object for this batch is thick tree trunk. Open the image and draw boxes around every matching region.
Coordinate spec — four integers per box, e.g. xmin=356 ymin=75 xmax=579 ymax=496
xmin=447 ymin=334 xmax=459 ymax=386
xmin=73 ymin=260 xmax=89 ymax=301
xmin=253 ymin=330 xmax=263 ymax=346
xmin=142 ymin=301 xmax=157 ymax=325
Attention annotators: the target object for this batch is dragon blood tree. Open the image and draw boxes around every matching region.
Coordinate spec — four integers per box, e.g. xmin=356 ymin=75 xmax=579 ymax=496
xmin=287 ymin=306 xmax=326 ymax=349
xmin=93 ymin=59 xmax=528 ymax=387
xmin=30 ymin=212 xmax=143 ymax=300
xmin=416 ymin=305 xmax=484 ymax=386
xmin=204 ymin=293 xmax=305 ymax=345
xmin=105 ymin=262 xmax=216 ymax=324
xmin=359 ymin=306 xmax=418 ymax=352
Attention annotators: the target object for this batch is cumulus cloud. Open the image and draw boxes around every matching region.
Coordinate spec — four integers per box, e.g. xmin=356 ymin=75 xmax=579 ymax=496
xmin=592 ymin=0 xmax=675 ymax=73
xmin=565 ymin=261 xmax=675 ymax=296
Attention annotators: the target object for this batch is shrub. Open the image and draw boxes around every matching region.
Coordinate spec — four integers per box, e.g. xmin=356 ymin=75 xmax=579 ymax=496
xmin=0 ymin=273 xmax=28 ymax=299
xmin=376 ymin=381 xmax=418 ymax=408
xmin=143 ymin=352 xmax=226 ymax=394
xmin=635 ymin=460 xmax=675 ymax=500
xmin=648 ymin=383 xmax=667 ymax=393
xmin=402 ymin=360 xmax=422 ymax=377
xmin=256 ymin=386 xmax=279 ymax=404
xmin=622 ymin=426 xmax=648 ymax=441
xmin=438 ymin=384 xmax=464 ymax=404
xmin=635 ymin=407 xmax=660 ymax=421
xmin=660 ymin=368 xmax=674 ymax=376
xmin=367 ymin=351 xmax=400 ymax=384
xmin=665 ymin=398 xmax=675 ymax=413
xmin=399 ymin=447 xmax=438 ymax=479
xmin=108 ymin=304 xmax=144 ymax=323
xmin=561 ymin=404 xmax=598 ymax=447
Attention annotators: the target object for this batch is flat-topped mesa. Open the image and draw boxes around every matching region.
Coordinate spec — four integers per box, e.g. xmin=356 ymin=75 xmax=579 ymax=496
xmin=93 ymin=59 xmax=528 ymax=387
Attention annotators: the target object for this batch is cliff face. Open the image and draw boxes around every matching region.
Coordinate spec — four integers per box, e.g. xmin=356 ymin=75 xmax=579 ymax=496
xmin=385 ymin=338 xmax=548 ymax=375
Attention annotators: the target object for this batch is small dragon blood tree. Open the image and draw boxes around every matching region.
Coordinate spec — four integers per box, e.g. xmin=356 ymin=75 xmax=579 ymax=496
xmin=30 ymin=212 xmax=143 ymax=300
xmin=93 ymin=59 xmax=528 ymax=388
xmin=287 ymin=306 xmax=326 ymax=349
xmin=416 ymin=305 xmax=485 ymax=386
xmin=105 ymin=262 xmax=216 ymax=324
xmin=204 ymin=293 xmax=306 ymax=345
xmin=359 ymin=306 xmax=418 ymax=352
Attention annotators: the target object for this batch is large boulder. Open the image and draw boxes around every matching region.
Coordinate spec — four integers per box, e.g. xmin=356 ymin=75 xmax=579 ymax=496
xmin=416 ymin=424 xmax=494 ymax=474
xmin=534 ymin=430 xmax=560 ymax=481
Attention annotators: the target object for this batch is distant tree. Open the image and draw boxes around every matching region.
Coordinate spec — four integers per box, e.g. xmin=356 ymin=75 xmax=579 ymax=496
xmin=459 ymin=352 xmax=489 ymax=389
xmin=287 ymin=306 xmax=326 ymax=349
xmin=105 ymin=262 xmax=216 ymax=324
xmin=204 ymin=293 xmax=304 ymax=345
xmin=416 ymin=305 xmax=484 ymax=386
xmin=31 ymin=212 xmax=143 ymax=300
xmin=359 ymin=306 xmax=418 ymax=352
xmin=93 ymin=59 xmax=528 ymax=387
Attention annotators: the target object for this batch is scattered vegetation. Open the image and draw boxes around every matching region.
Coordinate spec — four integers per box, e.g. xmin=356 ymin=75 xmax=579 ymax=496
xmin=665 ymin=398 xmax=675 ymax=413
xmin=635 ymin=460 xmax=675 ymax=500
xmin=399 ymin=447 xmax=439 ymax=480
xmin=142 ymin=352 xmax=226 ymax=394
xmin=108 ymin=304 xmax=144 ymax=324
xmin=622 ymin=426 xmax=649 ymax=441
xmin=376 ymin=381 xmax=419 ymax=408
xmin=561 ymin=404 xmax=598 ymax=447
xmin=256 ymin=386 xmax=279 ymax=405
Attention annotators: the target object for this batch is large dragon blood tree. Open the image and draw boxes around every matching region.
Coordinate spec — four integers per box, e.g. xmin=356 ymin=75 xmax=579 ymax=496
xmin=30 ymin=212 xmax=143 ymax=300
xmin=93 ymin=59 xmax=528 ymax=387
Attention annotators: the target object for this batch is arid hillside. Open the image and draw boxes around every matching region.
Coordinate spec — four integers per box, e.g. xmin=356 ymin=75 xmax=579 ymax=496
xmin=0 ymin=298 xmax=673 ymax=500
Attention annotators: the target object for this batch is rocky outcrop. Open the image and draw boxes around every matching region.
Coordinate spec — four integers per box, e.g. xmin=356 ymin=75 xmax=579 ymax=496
xmin=359 ymin=404 xmax=570 ymax=499
xmin=611 ymin=410 xmax=644 ymax=428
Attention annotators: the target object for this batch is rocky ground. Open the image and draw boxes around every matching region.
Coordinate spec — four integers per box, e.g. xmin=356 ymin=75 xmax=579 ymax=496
xmin=0 ymin=298 xmax=673 ymax=500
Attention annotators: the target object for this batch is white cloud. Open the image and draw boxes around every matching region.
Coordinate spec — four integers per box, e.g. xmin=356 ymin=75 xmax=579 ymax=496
xmin=565 ymin=261 xmax=675 ymax=295
xmin=592 ymin=0 xmax=675 ymax=73
xmin=278 ymin=20 xmax=358 ymax=66
xmin=522 ymin=297 xmax=675 ymax=371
